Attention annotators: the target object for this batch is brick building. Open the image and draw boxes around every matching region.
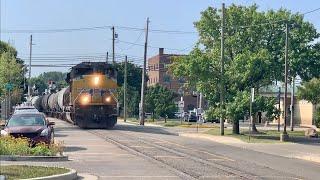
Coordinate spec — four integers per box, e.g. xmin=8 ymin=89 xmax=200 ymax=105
xmin=147 ymin=48 xmax=199 ymax=112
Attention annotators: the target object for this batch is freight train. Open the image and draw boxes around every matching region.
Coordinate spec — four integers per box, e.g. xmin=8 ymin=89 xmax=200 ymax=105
xmin=31 ymin=62 xmax=118 ymax=129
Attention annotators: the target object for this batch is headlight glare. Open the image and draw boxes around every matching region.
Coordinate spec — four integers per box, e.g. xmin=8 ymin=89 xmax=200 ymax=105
xmin=80 ymin=94 xmax=90 ymax=105
xmin=105 ymin=96 xmax=112 ymax=102
xmin=94 ymin=76 xmax=100 ymax=86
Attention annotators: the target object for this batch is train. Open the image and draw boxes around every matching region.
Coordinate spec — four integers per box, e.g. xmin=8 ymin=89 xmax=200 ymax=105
xmin=31 ymin=62 xmax=118 ymax=129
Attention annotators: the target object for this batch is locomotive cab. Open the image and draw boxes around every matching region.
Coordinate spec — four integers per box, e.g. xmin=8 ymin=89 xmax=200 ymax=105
xmin=65 ymin=62 xmax=118 ymax=128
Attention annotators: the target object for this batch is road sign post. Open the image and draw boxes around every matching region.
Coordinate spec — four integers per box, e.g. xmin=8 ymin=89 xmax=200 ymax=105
xmin=249 ymin=88 xmax=254 ymax=142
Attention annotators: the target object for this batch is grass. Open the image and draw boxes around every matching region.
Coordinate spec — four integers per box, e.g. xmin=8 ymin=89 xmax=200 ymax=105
xmin=204 ymin=128 xmax=305 ymax=143
xmin=0 ymin=136 xmax=64 ymax=156
xmin=0 ymin=165 xmax=69 ymax=180
xmin=124 ymin=117 xmax=217 ymax=128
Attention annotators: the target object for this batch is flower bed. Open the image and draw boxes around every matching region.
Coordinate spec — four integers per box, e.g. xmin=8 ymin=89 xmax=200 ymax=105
xmin=0 ymin=136 xmax=63 ymax=156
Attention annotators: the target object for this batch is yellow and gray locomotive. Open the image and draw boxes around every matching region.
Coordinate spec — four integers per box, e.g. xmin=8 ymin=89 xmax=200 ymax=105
xmin=33 ymin=62 xmax=118 ymax=128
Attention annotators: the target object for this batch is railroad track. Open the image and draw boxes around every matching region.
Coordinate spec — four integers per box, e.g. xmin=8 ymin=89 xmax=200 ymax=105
xmin=88 ymin=129 xmax=260 ymax=180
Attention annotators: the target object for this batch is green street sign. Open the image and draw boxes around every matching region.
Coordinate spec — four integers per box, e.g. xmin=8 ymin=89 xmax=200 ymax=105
xmin=4 ymin=83 xmax=14 ymax=91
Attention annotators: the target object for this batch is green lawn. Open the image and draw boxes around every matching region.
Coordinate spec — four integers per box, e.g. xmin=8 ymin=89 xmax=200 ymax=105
xmin=0 ymin=165 xmax=69 ymax=180
xmin=124 ymin=118 xmax=217 ymax=128
xmin=204 ymin=128 xmax=305 ymax=143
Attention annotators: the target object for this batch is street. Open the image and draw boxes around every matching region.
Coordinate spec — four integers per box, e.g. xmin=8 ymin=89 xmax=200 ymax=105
xmin=3 ymin=118 xmax=319 ymax=180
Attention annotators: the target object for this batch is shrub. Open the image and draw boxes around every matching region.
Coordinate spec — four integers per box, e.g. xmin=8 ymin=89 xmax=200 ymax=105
xmin=0 ymin=136 xmax=63 ymax=156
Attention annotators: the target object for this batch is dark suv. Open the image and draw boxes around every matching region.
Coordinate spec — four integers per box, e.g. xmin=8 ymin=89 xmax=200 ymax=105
xmin=1 ymin=112 xmax=55 ymax=145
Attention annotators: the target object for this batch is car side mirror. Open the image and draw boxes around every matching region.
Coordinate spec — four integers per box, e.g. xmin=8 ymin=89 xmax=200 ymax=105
xmin=48 ymin=122 xmax=55 ymax=126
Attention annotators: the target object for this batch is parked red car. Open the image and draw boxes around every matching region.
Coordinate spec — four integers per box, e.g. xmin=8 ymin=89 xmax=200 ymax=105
xmin=1 ymin=112 xmax=55 ymax=145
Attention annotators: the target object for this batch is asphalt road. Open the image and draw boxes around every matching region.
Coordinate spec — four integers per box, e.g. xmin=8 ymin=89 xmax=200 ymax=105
xmin=2 ymin=118 xmax=319 ymax=180
xmin=91 ymin=123 xmax=320 ymax=180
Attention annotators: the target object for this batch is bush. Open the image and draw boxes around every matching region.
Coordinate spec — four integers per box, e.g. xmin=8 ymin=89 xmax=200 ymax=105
xmin=0 ymin=136 xmax=63 ymax=156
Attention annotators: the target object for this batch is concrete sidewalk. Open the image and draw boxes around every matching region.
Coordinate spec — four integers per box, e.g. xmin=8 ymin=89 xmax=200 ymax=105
xmin=1 ymin=118 xmax=180 ymax=180
xmin=180 ymin=133 xmax=320 ymax=164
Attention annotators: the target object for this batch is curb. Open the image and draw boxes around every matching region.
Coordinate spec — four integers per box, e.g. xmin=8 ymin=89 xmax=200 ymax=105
xmin=22 ymin=167 xmax=77 ymax=180
xmin=0 ymin=155 xmax=68 ymax=162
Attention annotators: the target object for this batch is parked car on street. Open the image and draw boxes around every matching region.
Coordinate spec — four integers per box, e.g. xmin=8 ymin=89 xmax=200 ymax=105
xmin=0 ymin=112 xmax=55 ymax=145
xmin=14 ymin=105 xmax=39 ymax=114
xmin=184 ymin=111 xmax=197 ymax=122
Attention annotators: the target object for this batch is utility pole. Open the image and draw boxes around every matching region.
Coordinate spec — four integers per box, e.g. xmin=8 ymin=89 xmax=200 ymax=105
xmin=278 ymin=86 xmax=281 ymax=132
xmin=220 ymin=3 xmax=225 ymax=135
xmin=139 ymin=17 xmax=150 ymax=126
xmin=8 ymin=89 xmax=11 ymax=115
xmin=290 ymin=76 xmax=295 ymax=131
xmin=106 ymin=52 xmax=109 ymax=63
xmin=0 ymin=0 xmax=2 ymax=41
xmin=124 ymin=55 xmax=128 ymax=122
xmin=281 ymin=23 xmax=289 ymax=141
xmin=112 ymin=26 xmax=115 ymax=64
xmin=28 ymin=35 xmax=33 ymax=101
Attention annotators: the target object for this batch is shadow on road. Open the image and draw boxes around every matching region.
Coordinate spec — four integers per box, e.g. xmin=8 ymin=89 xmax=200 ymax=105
xmin=64 ymin=146 xmax=87 ymax=152
xmin=54 ymin=133 xmax=68 ymax=137
xmin=111 ymin=124 xmax=178 ymax=136
xmin=289 ymin=137 xmax=320 ymax=145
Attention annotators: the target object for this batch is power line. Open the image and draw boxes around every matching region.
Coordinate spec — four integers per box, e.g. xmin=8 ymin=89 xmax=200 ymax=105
xmin=117 ymin=31 xmax=144 ymax=52
xmin=118 ymin=40 xmax=193 ymax=52
xmin=2 ymin=25 xmax=197 ymax=34
xmin=302 ymin=7 xmax=320 ymax=15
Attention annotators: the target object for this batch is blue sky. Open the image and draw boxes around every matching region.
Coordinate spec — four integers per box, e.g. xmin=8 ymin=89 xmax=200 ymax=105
xmin=1 ymin=0 xmax=320 ymax=77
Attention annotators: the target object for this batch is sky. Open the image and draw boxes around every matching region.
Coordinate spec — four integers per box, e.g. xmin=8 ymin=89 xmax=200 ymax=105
xmin=1 ymin=0 xmax=320 ymax=77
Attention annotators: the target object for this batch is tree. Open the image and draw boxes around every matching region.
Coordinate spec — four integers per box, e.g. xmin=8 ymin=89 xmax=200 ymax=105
xmin=29 ymin=77 xmax=47 ymax=95
xmin=297 ymin=78 xmax=320 ymax=127
xmin=145 ymin=84 xmax=177 ymax=122
xmin=0 ymin=42 xmax=24 ymax=105
xmin=171 ymin=4 xmax=319 ymax=134
xmin=297 ymin=78 xmax=320 ymax=105
xmin=115 ymin=62 xmax=143 ymax=117
xmin=29 ymin=71 xmax=68 ymax=94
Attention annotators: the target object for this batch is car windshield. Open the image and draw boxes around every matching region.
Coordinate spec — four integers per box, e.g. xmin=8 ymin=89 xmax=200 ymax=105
xmin=7 ymin=114 xmax=46 ymax=127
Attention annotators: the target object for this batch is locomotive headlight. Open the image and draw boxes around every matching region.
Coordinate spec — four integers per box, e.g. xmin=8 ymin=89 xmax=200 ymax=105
xmin=105 ymin=96 xmax=112 ymax=103
xmin=93 ymin=76 xmax=100 ymax=86
xmin=80 ymin=94 xmax=90 ymax=105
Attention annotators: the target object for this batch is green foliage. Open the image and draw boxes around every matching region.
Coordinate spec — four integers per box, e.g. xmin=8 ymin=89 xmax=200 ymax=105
xmin=29 ymin=71 xmax=68 ymax=94
xmin=0 ymin=41 xmax=23 ymax=100
xmin=171 ymin=4 xmax=319 ymax=132
xmin=145 ymin=84 xmax=177 ymax=119
xmin=0 ymin=136 xmax=62 ymax=156
xmin=297 ymin=78 xmax=320 ymax=105
xmin=118 ymin=85 xmax=140 ymax=117
xmin=315 ymin=107 xmax=320 ymax=128
xmin=115 ymin=62 xmax=143 ymax=117
xmin=114 ymin=62 xmax=143 ymax=90
xmin=1 ymin=165 xmax=69 ymax=180
xmin=29 ymin=77 xmax=47 ymax=95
